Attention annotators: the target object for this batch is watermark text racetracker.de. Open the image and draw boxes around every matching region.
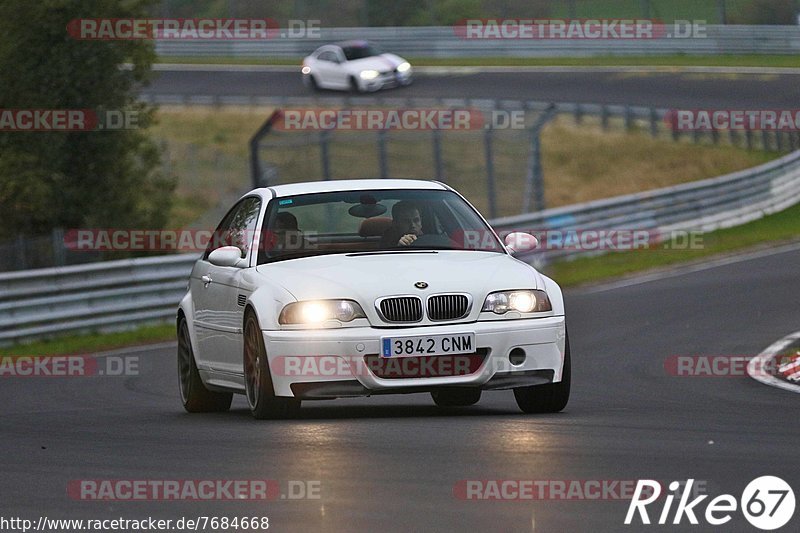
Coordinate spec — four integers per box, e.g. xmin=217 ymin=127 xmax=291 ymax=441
xmin=64 ymin=228 xmax=705 ymax=253
xmin=67 ymin=479 xmax=320 ymax=501
xmin=273 ymin=108 xmax=525 ymax=131
xmin=67 ymin=18 xmax=320 ymax=40
xmin=665 ymin=353 xmax=800 ymax=380
xmin=453 ymin=18 xmax=706 ymax=40
xmin=0 ymin=109 xmax=140 ymax=131
xmin=453 ymin=479 xmax=705 ymax=501
xmin=0 ymin=355 xmax=138 ymax=378
xmin=667 ymin=109 xmax=800 ymax=131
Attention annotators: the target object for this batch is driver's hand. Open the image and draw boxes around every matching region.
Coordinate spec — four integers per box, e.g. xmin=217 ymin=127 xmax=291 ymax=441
xmin=398 ymin=234 xmax=417 ymax=246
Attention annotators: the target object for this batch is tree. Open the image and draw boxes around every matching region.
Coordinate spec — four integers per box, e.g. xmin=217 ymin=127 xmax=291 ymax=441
xmin=729 ymin=0 xmax=798 ymax=24
xmin=0 ymin=0 xmax=175 ymax=241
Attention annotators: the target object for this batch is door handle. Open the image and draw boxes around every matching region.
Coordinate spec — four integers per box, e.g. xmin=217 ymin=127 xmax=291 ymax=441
xmin=201 ymin=275 xmax=213 ymax=286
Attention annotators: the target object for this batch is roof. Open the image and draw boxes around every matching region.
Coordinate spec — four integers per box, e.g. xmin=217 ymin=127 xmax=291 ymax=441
xmin=334 ymin=40 xmax=371 ymax=48
xmin=264 ymin=179 xmax=446 ymax=198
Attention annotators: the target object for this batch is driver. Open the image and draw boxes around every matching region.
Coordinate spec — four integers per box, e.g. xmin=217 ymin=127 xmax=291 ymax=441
xmin=381 ymin=201 xmax=423 ymax=247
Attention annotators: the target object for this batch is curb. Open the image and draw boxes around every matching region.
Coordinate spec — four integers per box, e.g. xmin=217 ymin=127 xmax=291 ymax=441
xmin=747 ymin=331 xmax=800 ymax=393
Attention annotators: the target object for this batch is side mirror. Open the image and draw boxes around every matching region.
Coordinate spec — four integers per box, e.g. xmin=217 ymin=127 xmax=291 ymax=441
xmin=208 ymin=246 xmax=246 ymax=268
xmin=504 ymin=232 xmax=538 ymax=255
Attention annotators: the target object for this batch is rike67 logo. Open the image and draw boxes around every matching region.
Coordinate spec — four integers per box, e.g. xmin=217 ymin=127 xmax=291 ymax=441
xmin=625 ymin=477 xmax=795 ymax=530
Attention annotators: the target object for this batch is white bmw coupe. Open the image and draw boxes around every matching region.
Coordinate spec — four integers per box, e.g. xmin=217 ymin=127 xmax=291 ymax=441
xmin=301 ymin=40 xmax=412 ymax=92
xmin=177 ymin=179 xmax=570 ymax=419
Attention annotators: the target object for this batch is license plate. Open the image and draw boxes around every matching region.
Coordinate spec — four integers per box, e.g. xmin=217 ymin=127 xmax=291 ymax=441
xmin=381 ymin=333 xmax=475 ymax=358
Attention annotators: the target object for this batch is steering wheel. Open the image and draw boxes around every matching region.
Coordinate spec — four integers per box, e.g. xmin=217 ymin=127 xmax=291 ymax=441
xmin=409 ymin=233 xmax=456 ymax=248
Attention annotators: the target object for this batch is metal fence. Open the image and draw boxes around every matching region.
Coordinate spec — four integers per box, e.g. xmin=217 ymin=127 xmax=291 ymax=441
xmin=3 ymin=147 xmax=800 ymax=345
xmin=248 ymin=96 xmax=796 ymax=220
xmin=154 ymin=25 xmax=800 ymax=58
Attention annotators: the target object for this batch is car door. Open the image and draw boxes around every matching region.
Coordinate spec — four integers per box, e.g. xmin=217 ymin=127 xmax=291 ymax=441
xmin=191 ymin=196 xmax=263 ymax=374
xmin=316 ymin=49 xmax=348 ymax=89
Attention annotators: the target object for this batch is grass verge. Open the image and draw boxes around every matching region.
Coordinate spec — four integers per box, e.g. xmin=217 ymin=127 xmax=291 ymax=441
xmin=156 ymin=54 xmax=800 ymax=68
xmin=0 ymin=324 xmax=175 ymax=357
xmin=546 ymin=201 xmax=800 ymax=287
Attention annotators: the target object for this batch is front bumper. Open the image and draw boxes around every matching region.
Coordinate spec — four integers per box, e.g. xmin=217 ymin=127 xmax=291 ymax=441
xmin=361 ymin=70 xmax=413 ymax=91
xmin=263 ymin=316 xmax=566 ymax=398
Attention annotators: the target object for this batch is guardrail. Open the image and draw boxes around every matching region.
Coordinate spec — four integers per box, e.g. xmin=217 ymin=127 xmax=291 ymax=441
xmin=0 ymin=254 xmax=197 ymax=345
xmin=3 ymin=147 xmax=800 ymax=346
xmin=154 ymin=25 xmax=800 ymax=58
xmin=496 ymin=147 xmax=800 ymax=264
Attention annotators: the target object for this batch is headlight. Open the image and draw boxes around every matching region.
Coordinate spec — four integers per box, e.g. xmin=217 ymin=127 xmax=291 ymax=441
xmin=396 ymin=61 xmax=411 ymax=73
xmin=301 ymin=65 xmax=311 ymax=74
xmin=359 ymin=70 xmax=379 ymax=80
xmin=481 ymin=290 xmax=551 ymax=314
xmin=279 ymin=300 xmax=366 ymax=325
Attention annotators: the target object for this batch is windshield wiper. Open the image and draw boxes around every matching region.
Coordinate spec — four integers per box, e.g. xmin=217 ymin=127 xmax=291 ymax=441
xmin=345 ymin=250 xmax=439 ymax=257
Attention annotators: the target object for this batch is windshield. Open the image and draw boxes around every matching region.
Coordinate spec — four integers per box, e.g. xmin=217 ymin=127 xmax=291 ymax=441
xmin=258 ymin=189 xmax=504 ymax=264
xmin=342 ymin=43 xmax=382 ymax=61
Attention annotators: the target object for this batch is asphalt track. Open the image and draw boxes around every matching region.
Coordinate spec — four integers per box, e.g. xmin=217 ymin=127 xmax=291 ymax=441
xmin=3 ymin=245 xmax=799 ymax=532
xmin=141 ymin=67 xmax=800 ymax=108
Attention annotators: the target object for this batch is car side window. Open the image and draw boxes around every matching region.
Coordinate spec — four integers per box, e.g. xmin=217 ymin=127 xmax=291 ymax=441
xmin=318 ymin=51 xmax=338 ymax=63
xmin=203 ymin=197 xmax=262 ymax=261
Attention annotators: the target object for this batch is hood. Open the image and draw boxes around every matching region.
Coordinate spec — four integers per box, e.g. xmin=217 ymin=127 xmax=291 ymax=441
xmin=344 ymin=53 xmax=405 ymax=74
xmin=256 ymin=251 xmax=543 ymax=306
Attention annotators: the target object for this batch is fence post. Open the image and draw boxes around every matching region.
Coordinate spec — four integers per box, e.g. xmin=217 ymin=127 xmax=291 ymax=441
xmin=52 ymin=228 xmax=65 ymax=267
xmin=624 ymin=105 xmax=633 ymax=131
xmin=378 ymin=129 xmax=389 ymax=178
xmin=432 ymin=128 xmax=445 ymax=182
xmin=532 ymin=134 xmax=545 ymax=212
xmin=15 ymin=234 xmax=26 ymax=270
xmin=601 ymin=105 xmax=610 ymax=130
xmin=650 ymin=108 xmax=659 ymax=138
xmin=523 ymin=104 xmax=557 ymax=214
xmin=484 ymin=127 xmax=496 ymax=219
xmin=320 ymin=130 xmax=331 ymax=180
xmin=249 ymin=110 xmax=281 ymax=188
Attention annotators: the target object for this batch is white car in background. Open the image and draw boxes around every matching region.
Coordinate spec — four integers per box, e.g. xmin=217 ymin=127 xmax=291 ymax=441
xmin=177 ymin=179 xmax=569 ymax=419
xmin=301 ymin=40 xmax=413 ymax=92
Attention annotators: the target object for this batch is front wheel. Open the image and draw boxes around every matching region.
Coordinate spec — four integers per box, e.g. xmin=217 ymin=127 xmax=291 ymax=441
xmin=244 ymin=312 xmax=300 ymax=419
xmin=177 ymin=318 xmax=233 ymax=413
xmin=514 ymin=331 xmax=571 ymax=414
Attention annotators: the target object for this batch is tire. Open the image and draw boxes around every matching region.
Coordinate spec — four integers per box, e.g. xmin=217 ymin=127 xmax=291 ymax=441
xmin=513 ymin=331 xmax=571 ymax=414
xmin=244 ymin=312 xmax=300 ymax=419
xmin=308 ymin=75 xmax=319 ymax=92
xmin=349 ymin=76 xmax=361 ymax=93
xmin=177 ymin=317 xmax=233 ymax=413
xmin=431 ymin=388 xmax=481 ymax=407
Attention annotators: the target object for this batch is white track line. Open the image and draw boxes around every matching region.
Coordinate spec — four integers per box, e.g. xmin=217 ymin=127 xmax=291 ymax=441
xmin=148 ymin=64 xmax=800 ymax=75
xmin=580 ymin=240 xmax=800 ymax=294
xmin=748 ymin=331 xmax=800 ymax=393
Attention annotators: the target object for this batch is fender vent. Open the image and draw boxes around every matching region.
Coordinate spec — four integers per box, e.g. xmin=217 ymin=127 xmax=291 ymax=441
xmin=237 ymin=294 xmax=247 ymax=307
